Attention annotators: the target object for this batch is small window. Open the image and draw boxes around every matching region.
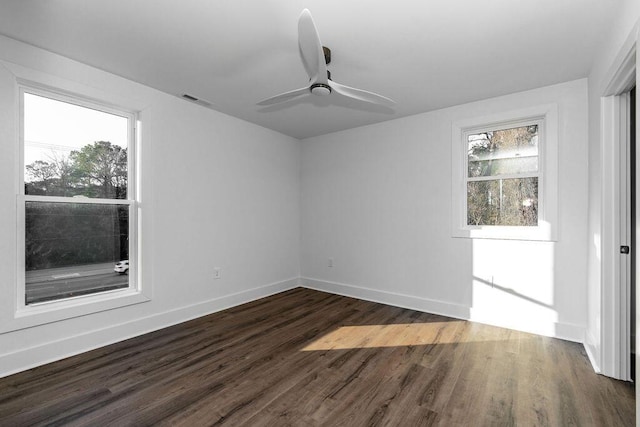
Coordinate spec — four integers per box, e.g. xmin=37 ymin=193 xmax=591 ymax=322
xmin=20 ymin=87 xmax=137 ymax=305
xmin=466 ymin=123 xmax=540 ymax=227
xmin=452 ymin=105 xmax=558 ymax=241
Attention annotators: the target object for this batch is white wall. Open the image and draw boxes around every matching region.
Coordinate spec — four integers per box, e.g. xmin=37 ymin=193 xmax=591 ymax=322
xmin=301 ymin=79 xmax=589 ymax=341
xmin=0 ymin=36 xmax=301 ymax=378
xmin=585 ymin=0 xmax=639 ymax=374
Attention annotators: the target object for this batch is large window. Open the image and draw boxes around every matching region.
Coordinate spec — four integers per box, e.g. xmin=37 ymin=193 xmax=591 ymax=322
xmin=20 ymin=86 xmax=137 ymax=306
xmin=451 ymin=105 xmax=558 ymax=241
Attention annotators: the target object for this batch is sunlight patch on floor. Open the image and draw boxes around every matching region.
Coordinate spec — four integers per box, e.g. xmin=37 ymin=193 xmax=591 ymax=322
xmin=301 ymin=322 xmax=474 ymax=351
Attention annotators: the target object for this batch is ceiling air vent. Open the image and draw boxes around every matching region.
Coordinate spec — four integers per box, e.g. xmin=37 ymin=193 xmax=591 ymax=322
xmin=181 ymin=93 xmax=213 ymax=107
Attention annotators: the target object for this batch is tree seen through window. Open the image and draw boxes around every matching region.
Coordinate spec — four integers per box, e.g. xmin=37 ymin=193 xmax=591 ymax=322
xmin=466 ymin=125 xmax=539 ymax=226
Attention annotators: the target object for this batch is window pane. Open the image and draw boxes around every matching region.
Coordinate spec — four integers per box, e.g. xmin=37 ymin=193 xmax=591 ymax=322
xmin=25 ymin=202 xmax=129 ymax=304
xmin=468 ymin=125 xmax=538 ymax=177
xmin=467 ymin=178 xmax=538 ymax=226
xmin=24 ymin=93 xmax=129 ymax=199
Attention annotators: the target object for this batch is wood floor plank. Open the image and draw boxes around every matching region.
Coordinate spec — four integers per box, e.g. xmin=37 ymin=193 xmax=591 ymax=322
xmin=0 ymin=288 xmax=634 ymax=426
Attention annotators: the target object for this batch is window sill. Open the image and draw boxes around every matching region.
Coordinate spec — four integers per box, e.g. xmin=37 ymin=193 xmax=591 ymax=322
xmin=2 ymin=288 xmax=151 ymax=334
xmin=453 ymin=223 xmax=557 ymax=242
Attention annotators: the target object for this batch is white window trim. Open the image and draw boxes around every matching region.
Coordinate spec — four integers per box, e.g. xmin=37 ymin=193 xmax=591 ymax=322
xmin=451 ymin=103 xmax=558 ymax=241
xmin=2 ymin=80 xmax=149 ymax=333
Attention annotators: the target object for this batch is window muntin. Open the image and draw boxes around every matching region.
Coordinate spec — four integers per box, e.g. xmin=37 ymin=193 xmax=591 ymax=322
xmin=21 ymin=88 xmax=136 ymax=306
xmin=464 ymin=123 xmax=541 ymax=227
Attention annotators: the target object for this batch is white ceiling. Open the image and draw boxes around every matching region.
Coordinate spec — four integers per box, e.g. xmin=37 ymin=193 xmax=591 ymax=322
xmin=0 ymin=1 xmax=616 ymax=139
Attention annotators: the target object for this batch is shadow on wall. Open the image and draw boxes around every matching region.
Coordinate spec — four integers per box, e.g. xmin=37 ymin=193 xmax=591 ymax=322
xmin=472 ymin=276 xmax=554 ymax=310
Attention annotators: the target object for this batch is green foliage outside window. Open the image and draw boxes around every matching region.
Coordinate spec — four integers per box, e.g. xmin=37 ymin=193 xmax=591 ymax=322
xmin=25 ymin=141 xmax=127 ymax=199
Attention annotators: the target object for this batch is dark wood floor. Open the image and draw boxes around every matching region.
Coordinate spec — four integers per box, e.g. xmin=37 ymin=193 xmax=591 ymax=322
xmin=0 ymin=288 xmax=634 ymax=426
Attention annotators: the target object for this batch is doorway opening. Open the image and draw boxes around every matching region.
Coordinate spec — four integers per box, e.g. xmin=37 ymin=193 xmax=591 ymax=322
xmin=599 ymin=41 xmax=636 ymax=380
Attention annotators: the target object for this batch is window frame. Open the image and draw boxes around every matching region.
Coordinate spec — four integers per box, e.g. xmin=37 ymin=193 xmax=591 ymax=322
xmin=451 ymin=104 xmax=558 ymax=241
xmin=5 ymin=81 xmax=149 ymax=332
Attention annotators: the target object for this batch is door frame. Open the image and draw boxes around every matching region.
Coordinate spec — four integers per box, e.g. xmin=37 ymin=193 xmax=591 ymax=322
xmin=600 ymin=36 xmax=637 ymax=380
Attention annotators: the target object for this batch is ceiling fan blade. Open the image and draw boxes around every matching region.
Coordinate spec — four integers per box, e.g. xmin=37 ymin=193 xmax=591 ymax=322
xmin=330 ymin=81 xmax=396 ymax=108
xmin=298 ymin=9 xmax=328 ymax=84
xmin=257 ymin=87 xmax=310 ymax=106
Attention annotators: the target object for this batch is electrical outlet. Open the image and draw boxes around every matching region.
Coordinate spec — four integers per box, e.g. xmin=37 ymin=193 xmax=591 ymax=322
xmin=328 ymin=258 xmax=334 ymax=268
xmin=213 ymin=268 xmax=221 ymax=279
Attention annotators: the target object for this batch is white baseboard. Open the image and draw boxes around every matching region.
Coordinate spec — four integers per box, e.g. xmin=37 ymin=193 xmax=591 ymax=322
xmin=584 ymin=332 xmax=602 ymax=374
xmin=0 ymin=278 xmax=298 ymax=379
xmin=301 ymin=277 xmax=586 ymax=343
xmin=302 ymin=277 xmax=470 ymax=320
xmin=1 ymin=276 xmax=591 ymax=379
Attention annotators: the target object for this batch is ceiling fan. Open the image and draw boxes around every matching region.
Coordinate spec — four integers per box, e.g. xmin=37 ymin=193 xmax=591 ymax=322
xmin=257 ymin=9 xmax=395 ymax=108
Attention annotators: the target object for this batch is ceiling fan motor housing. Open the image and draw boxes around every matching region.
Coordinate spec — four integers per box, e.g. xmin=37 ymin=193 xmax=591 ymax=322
xmin=310 ymin=47 xmax=332 ymax=95
xmin=311 ymin=83 xmax=331 ymax=96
